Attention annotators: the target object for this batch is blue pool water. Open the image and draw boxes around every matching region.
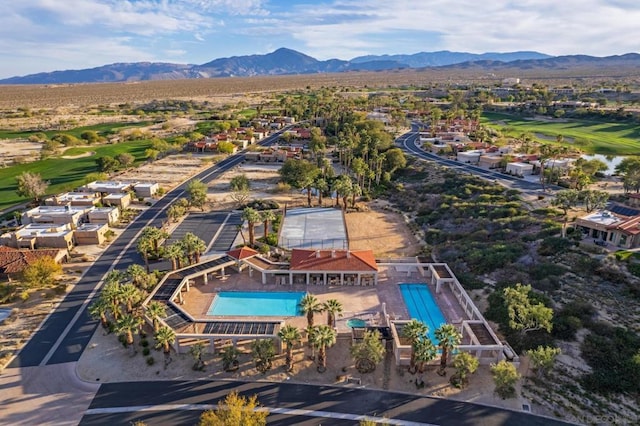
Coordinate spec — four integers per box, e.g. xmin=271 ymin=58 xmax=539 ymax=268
xmin=399 ymin=283 xmax=447 ymax=341
xmin=207 ymin=291 xmax=305 ymax=316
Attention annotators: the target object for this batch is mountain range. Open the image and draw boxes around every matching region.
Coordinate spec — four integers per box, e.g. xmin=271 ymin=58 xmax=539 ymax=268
xmin=1 ymin=48 xmax=638 ymax=85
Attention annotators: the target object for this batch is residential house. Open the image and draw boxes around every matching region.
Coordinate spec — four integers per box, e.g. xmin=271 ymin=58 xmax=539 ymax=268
xmin=575 ymin=208 xmax=640 ymax=248
xmin=505 ymin=162 xmax=534 ymax=177
xmin=44 ymin=192 xmax=100 ymax=207
xmin=478 ymin=155 xmax=503 ymax=170
xmin=80 ymin=180 xmax=135 ymax=194
xmin=0 ymin=224 xmax=75 ymax=250
xmin=22 ymin=205 xmax=91 ymax=227
xmin=456 ymin=150 xmax=483 ymax=164
xmin=75 ymin=223 xmax=109 ymax=245
xmin=0 ymin=246 xmax=67 ymax=281
xmin=88 ymin=206 xmax=120 ymax=225
xmin=134 ymin=182 xmax=160 ymax=198
xmin=103 ymin=193 xmax=131 ymax=209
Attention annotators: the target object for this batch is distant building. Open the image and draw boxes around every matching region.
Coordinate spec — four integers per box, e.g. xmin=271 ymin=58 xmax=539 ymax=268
xmin=75 ymin=223 xmax=109 ymax=246
xmin=456 ymin=150 xmax=483 ymax=164
xmin=102 ymin=193 xmax=131 ymax=209
xmin=22 ymin=205 xmax=91 ymax=227
xmin=80 ymin=180 xmax=135 ymax=194
xmin=45 ymin=192 xmax=100 ymax=207
xmin=505 ymin=162 xmax=534 ymax=177
xmin=134 ymin=182 xmax=159 ymax=198
xmin=88 ymin=206 xmax=120 ymax=225
xmin=0 ymin=224 xmax=75 ymax=250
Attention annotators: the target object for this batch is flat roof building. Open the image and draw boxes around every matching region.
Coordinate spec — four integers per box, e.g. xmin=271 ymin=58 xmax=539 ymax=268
xmin=22 ymin=205 xmax=91 ymax=227
xmin=81 ymin=180 xmax=135 ymax=194
xmin=44 ymin=192 xmax=100 ymax=207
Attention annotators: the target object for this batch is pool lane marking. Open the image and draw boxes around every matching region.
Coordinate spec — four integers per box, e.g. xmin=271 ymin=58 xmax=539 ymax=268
xmin=84 ymin=404 xmax=437 ymax=426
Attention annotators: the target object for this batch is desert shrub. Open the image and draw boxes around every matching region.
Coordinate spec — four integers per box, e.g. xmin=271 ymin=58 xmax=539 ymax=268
xmin=552 ymin=315 xmax=582 ymax=341
xmin=0 ymin=284 xmax=18 ymax=303
xmin=240 ymin=199 xmax=280 ymax=210
xmin=581 ymin=324 xmax=640 ymax=394
xmin=626 ymin=263 xmax=640 ymax=278
xmin=538 ymin=237 xmax=572 ymax=256
xmin=529 ymin=263 xmax=567 ymax=281
xmin=146 ymin=356 xmax=155 ymax=366
xmin=143 ymin=347 xmax=151 ymax=356
xmin=274 ymin=182 xmax=291 ymax=193
xmin=456 ymin=272 xmax=485 ymax=290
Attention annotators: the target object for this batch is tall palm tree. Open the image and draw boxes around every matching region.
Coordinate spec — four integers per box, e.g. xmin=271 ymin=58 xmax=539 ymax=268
xmin=118 ymin=283 xmax=142 ymax=313
xmin=323 ymin=299 xmax=343 ymax=328
xmin=141 ymin=226 xmax=169 ymax=256
xmin=260 ymin=210 xmax=277 ymax=242
xmin=88 ymin=298 xmax=110 ymax=329
xmin=136 ymin=237 xmax=153 ymax=272
xmin=242 ymin=207 xmax=262 ymax=246
xmin=145 ymin=301 xmax=166 ymax=332
xmin=311 ymin=325 xmax=336 ymax=373
xmin=180 ymin=232 xmax=207 ymax=264
xmin=154 ymin=325 xmax=176 ymax=354
xmin=251 ymin=339 xmax=276 ymax=373
xmin=126 ymin=264 xmax=147 ymax=288
xmin=116 ymin=313 xmax=143 ymax=346
xmin=402 ymin=319 xmax=429 ymax=374
xmin=299 ymin=293 xmax=323 ymax=329
xmin=278 ymin=325 xmax=301 ymax=372
xmin=414 ymin=336 xmax=438 ymax=374
xmin=101 ymin=281 xmax=122 ymax=321
xmin=164 ymin=242 xmax=184 ymax=270
xmin=435 ymin=324 xmax=462 ymax=375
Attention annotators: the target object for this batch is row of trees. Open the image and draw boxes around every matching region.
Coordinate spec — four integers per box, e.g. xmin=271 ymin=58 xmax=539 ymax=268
xmin=136 ymin=226 xmax=206 ymax=271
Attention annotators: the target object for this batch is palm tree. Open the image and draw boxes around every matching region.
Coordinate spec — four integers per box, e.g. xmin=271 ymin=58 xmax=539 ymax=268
xmin=126 ymin=264 xmax=147 ymax=288
xmin=180 ymin=232 xmax=207 ymax=264
xmin=251 ymin=339 xmax=276 ymax=373
xmin=116 ymin=313 xmax=143 ymax=346
xmin=311 ymin=325 xmax=336 ymax=373
xmin=136 ymin=237 xmax=153 ymax=272
xmin=118 ymin=283 xmax=142 ymax=313
xmin=164 ymin=242 xmax=184 ymax=270
xmin=314 ymin=177 xmax=328 ymax=206
xmin=278 ymin=325 xmax=301 ymax=372
xmin=101 ymin=281 xmax=123 ymax=321
xmin=299 ymin=293 xmax=323 ymax=329
xmin=323 ymin=299 xmax=343 ymax=328
xmin=145 ymin=301 xmax=166 ymax=332
xmin=402 ymin=319 xmax=429 ymax=374
xmin=154 ymin=325 xmax=176 ymax=354
xmin=88 ymin=298 xmax=110 ymax=329
xmin=350 ymin=329 xmax=385 ymax=373
xmin=221 ymin=346 xmax=241 ymax=371
xmin=242 ymin=207 xmax=262 ymax=246
xmin=141 ymin=226 xmax=169 ymax=256
xmin=435 ymin=324 xmax=462 ymax=375
xmin=189 ymin=342 xmax=206 ymax=371
xmin=414 ymin=336 xmax=438 ymax=374
xmin=260 ymin=210 xmax=276 ymax=242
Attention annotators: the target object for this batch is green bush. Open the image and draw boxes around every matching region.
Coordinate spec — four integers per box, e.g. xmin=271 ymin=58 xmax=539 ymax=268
xmin=626 ymin=263 xmax=640 ymax=278
xmin=143 ymin=347 xmax=151 ymax=356
xmin=581 ymin=324 xmax=640 ymax=394
xmin=538 ymin=237 xmax=572 ymax=256
xmin=146 ymin=356 xmax=155 ymax=366
xmin=552 ymin=315 xmax=582 ymax=341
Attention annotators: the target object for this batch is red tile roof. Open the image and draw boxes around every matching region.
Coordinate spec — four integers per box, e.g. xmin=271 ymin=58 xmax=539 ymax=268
xmin=607 ymin=216 xmax=640 ymax=236
xmin=289 ymin=249 xmax=377 ymax=272
xmin=0 ymin=246 xmax=66 ymax=274
xmin=227 ymin=246 xmax=259 ymax=260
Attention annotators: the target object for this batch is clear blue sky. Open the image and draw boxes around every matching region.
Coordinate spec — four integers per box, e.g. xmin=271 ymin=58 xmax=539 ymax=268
xmin=1 ymin=0 xmax=638 ymax=79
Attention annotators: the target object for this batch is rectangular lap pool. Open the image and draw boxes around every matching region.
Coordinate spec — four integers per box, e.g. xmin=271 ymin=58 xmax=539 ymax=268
xmin=399 ymin=283 xmax=447 ymax=341
xmin=207 ymin=291 xmax=305 ymax=316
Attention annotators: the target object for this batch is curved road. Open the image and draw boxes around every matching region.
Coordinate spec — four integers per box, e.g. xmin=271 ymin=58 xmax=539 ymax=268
xmin=399 ymin=125 xmax=562 ymax=196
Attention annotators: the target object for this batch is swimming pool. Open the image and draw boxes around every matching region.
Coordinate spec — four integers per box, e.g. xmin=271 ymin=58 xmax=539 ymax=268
xmin=399 ymin=283 xmax=447 ymax=341
xmin=207 ymin=291 xmax=305 ymax=316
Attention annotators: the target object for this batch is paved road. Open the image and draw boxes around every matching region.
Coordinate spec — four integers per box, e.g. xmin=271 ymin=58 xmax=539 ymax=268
xmin=79 ymin=380 xmax=572 ymax=426
xmin=9 ymin=130 xmax=284 ymax=368
xmin=398 ymin=125 xmax=562 ymax=196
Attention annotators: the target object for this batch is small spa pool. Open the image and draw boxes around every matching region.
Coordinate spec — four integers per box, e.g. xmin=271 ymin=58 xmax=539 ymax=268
xmin=346 ymin=318 xmax=367 ymax=328
xmin=207 ymin=291 xmax=305 ymax=316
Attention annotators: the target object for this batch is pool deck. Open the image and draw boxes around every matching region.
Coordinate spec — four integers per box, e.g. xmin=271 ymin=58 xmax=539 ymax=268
xmin=178 ymin=263 xmax=469 ymax=335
